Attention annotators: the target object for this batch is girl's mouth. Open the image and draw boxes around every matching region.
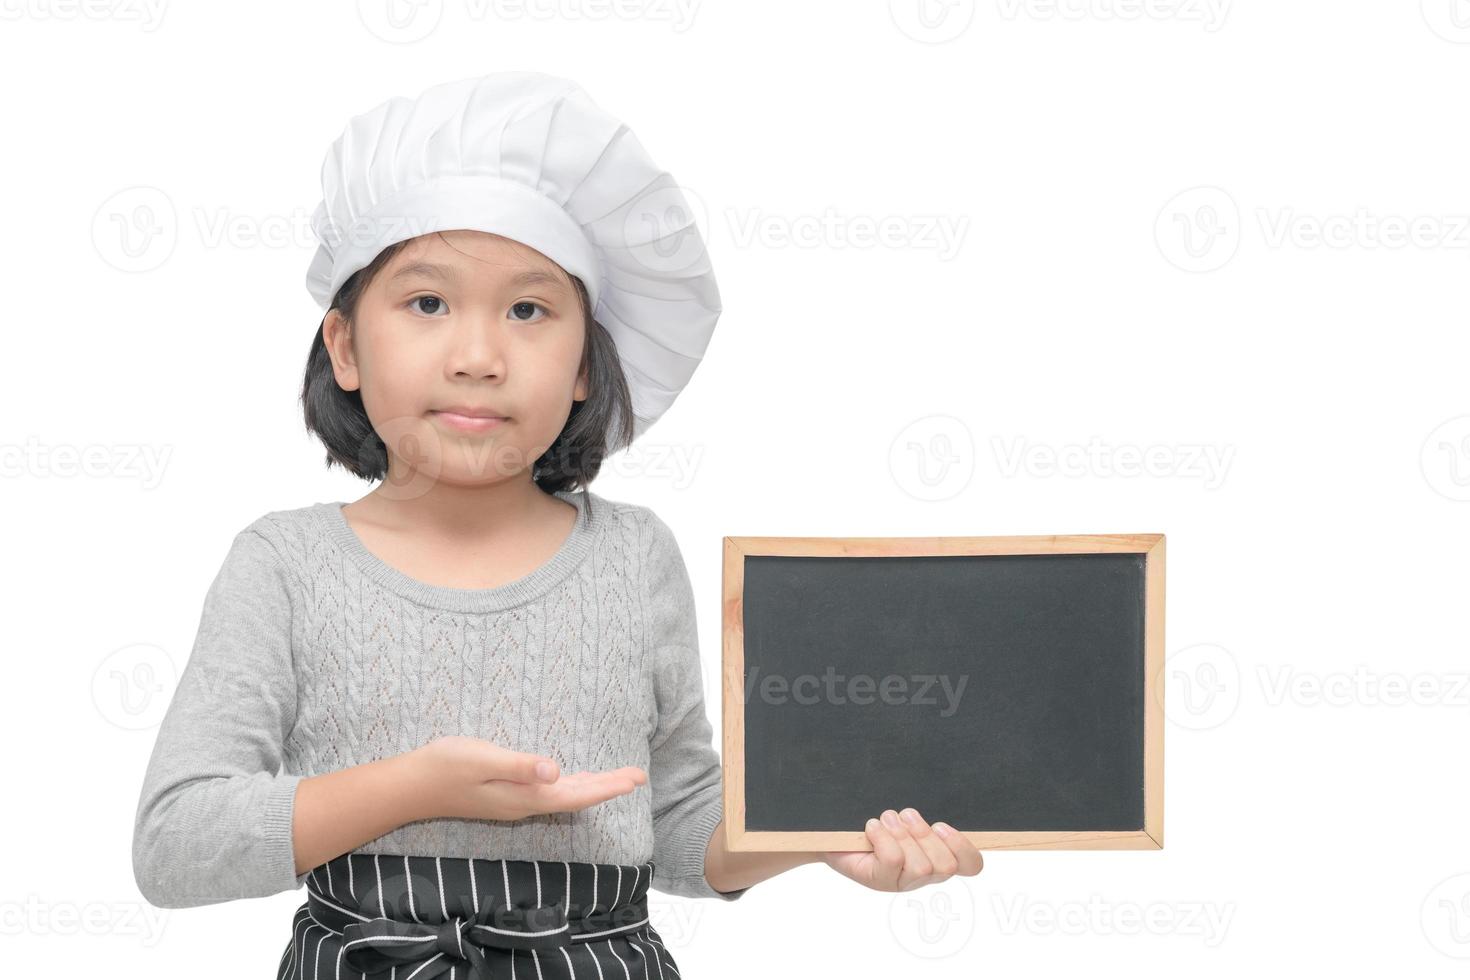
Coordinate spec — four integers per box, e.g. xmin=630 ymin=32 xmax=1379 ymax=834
xmin=429 ymin=411 xmax=510 ymax=433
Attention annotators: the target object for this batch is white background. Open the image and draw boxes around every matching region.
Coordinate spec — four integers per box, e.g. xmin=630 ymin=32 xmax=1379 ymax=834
xmin=3 ymin=1 xmax=1468 ymax=976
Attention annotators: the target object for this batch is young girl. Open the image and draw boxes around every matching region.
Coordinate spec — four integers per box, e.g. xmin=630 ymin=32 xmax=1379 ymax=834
xmin=131 ymin=71 xmax=981 ymax=979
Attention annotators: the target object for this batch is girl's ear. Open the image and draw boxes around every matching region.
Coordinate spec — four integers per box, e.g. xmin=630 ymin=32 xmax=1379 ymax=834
xmin=322 ymin=309 xmax=361 ymax=392
xmin=573 ymin=360 xmax=589 ymax=402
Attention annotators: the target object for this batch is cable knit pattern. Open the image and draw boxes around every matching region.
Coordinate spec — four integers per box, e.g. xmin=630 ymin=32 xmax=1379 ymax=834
xmin=130 ymin=489 xmax=746 ymax=909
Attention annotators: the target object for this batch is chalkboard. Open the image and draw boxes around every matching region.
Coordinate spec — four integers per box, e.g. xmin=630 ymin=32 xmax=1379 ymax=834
xmin=721 ymin=534 xmax=1164 ymax=852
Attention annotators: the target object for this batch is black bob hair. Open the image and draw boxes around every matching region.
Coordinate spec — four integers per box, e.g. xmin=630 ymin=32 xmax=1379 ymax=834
xmin=300 ymin=234 xmax=635 ymax=499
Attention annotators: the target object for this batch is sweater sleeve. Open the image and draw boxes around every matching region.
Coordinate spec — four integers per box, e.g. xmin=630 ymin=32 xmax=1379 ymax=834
xmin=641 ymin=509 xmax=750 ymax=902
xmin=131 ymin=526 xmax=310 ymax=908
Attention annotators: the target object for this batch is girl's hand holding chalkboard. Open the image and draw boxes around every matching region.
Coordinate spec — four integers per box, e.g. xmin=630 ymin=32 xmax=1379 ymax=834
xmin=820 ymin=808 xmax=984 ymax=892
xmin=413 ymin=735 xmax=649 ymax=821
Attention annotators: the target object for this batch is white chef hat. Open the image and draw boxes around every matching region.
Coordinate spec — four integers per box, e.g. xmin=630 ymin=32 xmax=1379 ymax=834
xmin=304 ymin=71 xmax=720 ymax=441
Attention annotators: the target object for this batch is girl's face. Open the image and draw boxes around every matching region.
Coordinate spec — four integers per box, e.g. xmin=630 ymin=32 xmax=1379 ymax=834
xmin=324 ymin=230 xmax=590 ymax=491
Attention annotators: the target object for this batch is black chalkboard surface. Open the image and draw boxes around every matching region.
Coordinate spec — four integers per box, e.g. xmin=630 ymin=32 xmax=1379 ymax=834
xmin=721 ymin=534 xmax=1164 ymax=852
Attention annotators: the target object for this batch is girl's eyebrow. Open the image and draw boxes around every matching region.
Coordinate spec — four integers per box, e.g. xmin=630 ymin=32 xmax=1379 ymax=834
xmin=389 ymin=261 xmax=568 ymax=292
xmin=389 ymin=261 xmax=462 ymax=284
xmin=509 ymin=269 xmax=570 ymax=292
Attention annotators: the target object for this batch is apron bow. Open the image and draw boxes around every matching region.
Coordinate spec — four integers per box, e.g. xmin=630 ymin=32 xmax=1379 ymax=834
xmin=342 ymin=903 xmax=571 ymax=978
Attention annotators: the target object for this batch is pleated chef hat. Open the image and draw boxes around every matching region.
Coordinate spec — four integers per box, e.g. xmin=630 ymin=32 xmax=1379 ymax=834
xmin=304 ymin=71 xmax=720 ymax=441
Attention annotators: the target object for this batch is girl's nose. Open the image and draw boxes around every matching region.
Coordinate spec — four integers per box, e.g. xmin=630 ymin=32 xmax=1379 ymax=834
xmin=445 ymin=317 xmax=508 ymax=379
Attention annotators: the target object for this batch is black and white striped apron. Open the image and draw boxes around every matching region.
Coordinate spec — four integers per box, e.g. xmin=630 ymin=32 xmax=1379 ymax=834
xmin=276 ymin=854 xmax=679 ymax=980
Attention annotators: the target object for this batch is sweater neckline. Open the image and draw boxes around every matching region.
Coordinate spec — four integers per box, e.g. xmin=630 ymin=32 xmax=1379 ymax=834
xmin=314 ymin=488 xmax=601 ymax=613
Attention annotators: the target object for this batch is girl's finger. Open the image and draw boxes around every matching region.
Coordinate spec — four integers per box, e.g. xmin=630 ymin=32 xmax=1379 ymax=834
xmin=932 ymin=821 xmax=985 ymax=877
xmin=476 ymin=741 xmax=561 ymax=784
xmin=897 ymin=808 xmax=959 ymax=885
xmin=878 ymin=809 xmax=935 ymax=891
xmin=592 ymin=766 xmax=648 ymax=786
xmin=864 ymin=817 xmax=905 ymax=890
xmin=490 ymin=769 xmax=642 ymax=816
xmin=553 ymin=770 xmax=645 ymax=805
xmin=518 ymin=766 xmax=647 ymax=788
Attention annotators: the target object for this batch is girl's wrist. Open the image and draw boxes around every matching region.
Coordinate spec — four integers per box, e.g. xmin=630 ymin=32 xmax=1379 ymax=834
xmin=391 ymin=745 xmax=444 ymax=823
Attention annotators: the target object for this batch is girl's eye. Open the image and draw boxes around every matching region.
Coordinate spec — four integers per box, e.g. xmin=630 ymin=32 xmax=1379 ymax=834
xmin=509 ymin=301 xmax=547 ymax=323
xmin=409 ymin=295 xmax=447 ymax=316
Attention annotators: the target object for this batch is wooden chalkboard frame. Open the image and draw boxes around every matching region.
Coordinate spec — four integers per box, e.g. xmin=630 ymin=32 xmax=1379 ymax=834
xmin=721 ymin=533 xmax=1165 ymax=852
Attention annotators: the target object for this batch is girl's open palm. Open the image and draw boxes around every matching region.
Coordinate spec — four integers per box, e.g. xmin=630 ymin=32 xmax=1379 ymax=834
xmin=417 ymin=735 xmax=648 ymax=822
xmin=821 ymin=808 xmax=984 ymax=892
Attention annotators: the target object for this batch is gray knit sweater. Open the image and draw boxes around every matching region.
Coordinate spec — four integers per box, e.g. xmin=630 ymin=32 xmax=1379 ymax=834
xmin=131 ymin=488 xmax=748 ymax=908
